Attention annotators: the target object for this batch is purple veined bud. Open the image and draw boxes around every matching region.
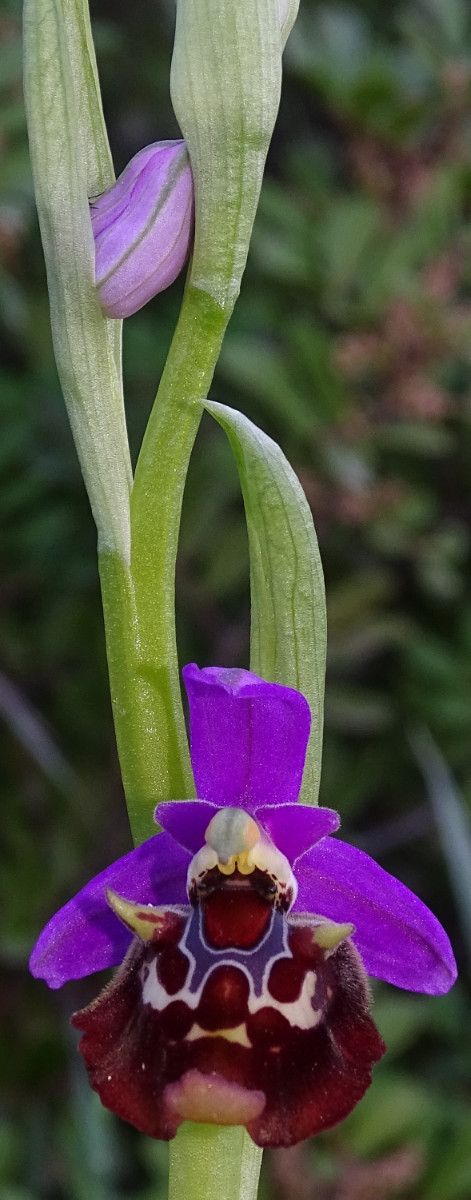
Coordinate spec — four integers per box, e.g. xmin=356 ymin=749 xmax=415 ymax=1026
xmin=90 ymin=140 xmax=194 ymax=319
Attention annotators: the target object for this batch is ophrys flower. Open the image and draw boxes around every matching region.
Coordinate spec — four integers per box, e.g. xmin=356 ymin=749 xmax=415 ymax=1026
xmin=30 ymin=665 xmax=456 ymax=1146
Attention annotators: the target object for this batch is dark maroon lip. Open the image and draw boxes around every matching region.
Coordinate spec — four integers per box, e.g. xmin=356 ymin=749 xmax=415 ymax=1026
xmin=192 ymin=864 xmax=278 ymax=908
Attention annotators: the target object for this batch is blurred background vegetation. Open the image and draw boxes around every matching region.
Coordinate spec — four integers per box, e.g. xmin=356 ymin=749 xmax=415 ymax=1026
xmin=1 ymin=0 xmax=471 ymax=1195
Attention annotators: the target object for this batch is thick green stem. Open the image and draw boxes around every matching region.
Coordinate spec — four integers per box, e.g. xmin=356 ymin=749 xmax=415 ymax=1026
xmin=169 ymin=1125 xmax=262 ymax=1200
xmin=130 ymin=284 xmax=264 ymax=1197
xmin=98 ymin=552 xmax=163 ymax=844
xmin=98 ymin=283 xmax=230 ymax=844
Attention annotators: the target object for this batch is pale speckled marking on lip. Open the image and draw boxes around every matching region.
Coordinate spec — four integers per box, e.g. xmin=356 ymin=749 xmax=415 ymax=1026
xmin=215 ymin=875 xmax=254 ymax=888
xmin=185 ymin=1022 xmax=252 ymax=1047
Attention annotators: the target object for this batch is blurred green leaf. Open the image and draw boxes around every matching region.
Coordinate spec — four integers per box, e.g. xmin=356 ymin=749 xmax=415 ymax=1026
xmin=343 ymin=1072 xmax=438 ymax=1156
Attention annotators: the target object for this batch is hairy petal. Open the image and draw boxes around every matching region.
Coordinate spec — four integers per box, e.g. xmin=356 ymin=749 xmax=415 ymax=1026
xmin=295 ymin=838 xmax=457 ymax=994
xmin=255 ymin=804 xmax=339 ymax=865
xmin=155 ymin=800 xmax=340 ymax=867
xmin=156 ymin=800 xmax=219 ymax=854
xmin=30 ymin=834 xmax=190 ymax=988
xmin=183 ymin=663 xmax=311 ymax=811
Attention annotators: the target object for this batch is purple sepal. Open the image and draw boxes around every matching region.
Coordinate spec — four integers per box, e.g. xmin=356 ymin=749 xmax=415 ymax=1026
xmin=295 ymin=837 xmax=457 ymax=994
xmin=29 ymin=834 xmax=190 ymax=989
xmin=91 ymin=140 xmax=194 ymax=318
xmin=183 ymin=663 xmax=311 ymax=811
xmin=156 ymin=799 xmax=340 ymax=866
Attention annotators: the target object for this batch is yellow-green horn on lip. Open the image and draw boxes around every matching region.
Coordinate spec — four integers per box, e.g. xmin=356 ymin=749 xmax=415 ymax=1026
xmin=313 ymin=920 xmax=355 ymax=951
xmin=106 ymin=889 xmax=167 ymax=941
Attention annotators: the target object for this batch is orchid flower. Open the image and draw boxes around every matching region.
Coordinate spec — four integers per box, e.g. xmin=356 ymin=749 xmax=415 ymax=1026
xmin=30 ymin=665 xmax=456 ymax=1148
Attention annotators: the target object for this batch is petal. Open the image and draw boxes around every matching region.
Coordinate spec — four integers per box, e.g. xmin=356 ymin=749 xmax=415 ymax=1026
xmin=155 ymin=800 xmax=219 ymax=855
xmin=255 ymin=803 xmax=340 ymax=865
xmin=30 ymin=834 xmax=190 ymax=989
xmin=156 ymin=799 xmax=340 ymax=870
xmin=183 ymin=663 xmax=311 ymax=811
xmin=295 ymin=837 xmax=457 ymax=994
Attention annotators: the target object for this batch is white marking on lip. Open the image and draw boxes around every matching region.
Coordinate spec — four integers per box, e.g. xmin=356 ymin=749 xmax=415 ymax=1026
xmin=247 ymin=970 xmax=321 ymax=1030
xmin=185 ymin=1022 xmax=252 ymax=1047
xmin=141 ymin=963 xmax=199 ymax=1013
xmin=142 ymin=959 xmax=322 ymax=1034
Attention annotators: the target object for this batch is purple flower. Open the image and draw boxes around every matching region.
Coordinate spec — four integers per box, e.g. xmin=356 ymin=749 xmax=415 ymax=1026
xmin=30 ymin=665 xmax=456 ymax=1147
xmin=90 ymin=141 xmax=194 ymax=319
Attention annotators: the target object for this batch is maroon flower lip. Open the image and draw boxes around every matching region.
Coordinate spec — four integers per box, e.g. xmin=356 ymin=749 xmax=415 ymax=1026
xmin=71 ymin=857 xmax=385 ymax=1147
xmin=29 ymin=663 xmax=457 ymax=1146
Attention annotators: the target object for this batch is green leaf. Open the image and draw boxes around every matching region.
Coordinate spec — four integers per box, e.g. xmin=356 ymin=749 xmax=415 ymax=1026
xmin=344 ymin=1072 xmax=436 ymax=1156
xmin=64 ymin=0 xmax=122 ymax=393
xmin=65 ymin=0 xmax=115 ymax=197
xmin=23 ymin=0 xmax=131 ymax=556
xmin=204 ymin=400 xmax=326 ymax=805
xmin=410 ymin=726 xmax=471 ymax=960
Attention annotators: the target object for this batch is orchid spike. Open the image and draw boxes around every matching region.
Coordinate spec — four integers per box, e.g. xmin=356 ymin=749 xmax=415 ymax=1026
xmin=90 ymin=140 xmax=194 ymax=318
xmin=30 ymin=665 xmax=456 ymax=1147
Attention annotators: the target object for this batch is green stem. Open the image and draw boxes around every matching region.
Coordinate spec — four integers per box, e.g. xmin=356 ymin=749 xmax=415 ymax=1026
xmin=101 ymin=283 xmax=254 ymax=1193
xmin=98 ymin=551 xmax=158 ymax=844
xmin=130 ymin=282 xmax=230 ymax=810
xmin=99 ymin=283 xmax=231 ymax=845
xmin=169 ymin=1125 xmax=262 ymax=1200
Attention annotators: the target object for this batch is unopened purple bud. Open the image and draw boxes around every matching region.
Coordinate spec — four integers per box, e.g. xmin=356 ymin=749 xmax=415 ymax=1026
xmin=90 ymin=141 xmax=194 ymax=319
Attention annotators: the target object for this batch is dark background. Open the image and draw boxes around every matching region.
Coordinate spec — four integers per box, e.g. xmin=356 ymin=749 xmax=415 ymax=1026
xmin=1 ymin=0 xmax=471 ymax=1195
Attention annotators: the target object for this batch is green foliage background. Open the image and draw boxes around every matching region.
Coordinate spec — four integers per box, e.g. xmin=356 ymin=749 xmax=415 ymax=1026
xmin=1 ymin=0 xmax=471 ymax=1195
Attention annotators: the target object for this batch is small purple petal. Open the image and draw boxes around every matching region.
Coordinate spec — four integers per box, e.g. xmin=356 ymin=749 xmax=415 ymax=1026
xmin=91 ymin=140 xmax=194 ymax=318
xmin=254 ymin=804 xmax=340 ymax=865
xmin=295 ymin=837 xmax=457 ymax=994
xmin=183 ymin=664 xmax=311 ymax=812
xmin=156 ymin=799 xmax=340 ymax=865
xmin=30 ymin=834 xmax=190 ymax=989
xmin=156 ymin=800 xmax=219 ymax=855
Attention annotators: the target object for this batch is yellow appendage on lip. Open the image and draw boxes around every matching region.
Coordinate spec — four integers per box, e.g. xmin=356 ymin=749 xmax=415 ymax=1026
xmin=313 ymin=920 xmax=355 ymax=950
xmin=185 ymin=1022 xmax=252 ymax=1047
xmin=217 ymin=851 xmax=256 ymax=876
xmin=106 ymin=889 xmax=166 ymax=940
xmin=188 ymin=805 xmax=298 ymax=907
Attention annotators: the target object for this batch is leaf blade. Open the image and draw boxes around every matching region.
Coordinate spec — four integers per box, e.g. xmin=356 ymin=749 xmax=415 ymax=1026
xmin=205 ymin=400 xmax=326 ymax=804
xmin=23 ymin=0 xmax=131 ymax=556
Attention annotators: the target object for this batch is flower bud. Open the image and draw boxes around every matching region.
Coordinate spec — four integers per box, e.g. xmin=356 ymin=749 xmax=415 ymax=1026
xmin=170 ymin=0 xmax=282 ymax=311
xmin=90 ymin=140 xmax=194 ymax=319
